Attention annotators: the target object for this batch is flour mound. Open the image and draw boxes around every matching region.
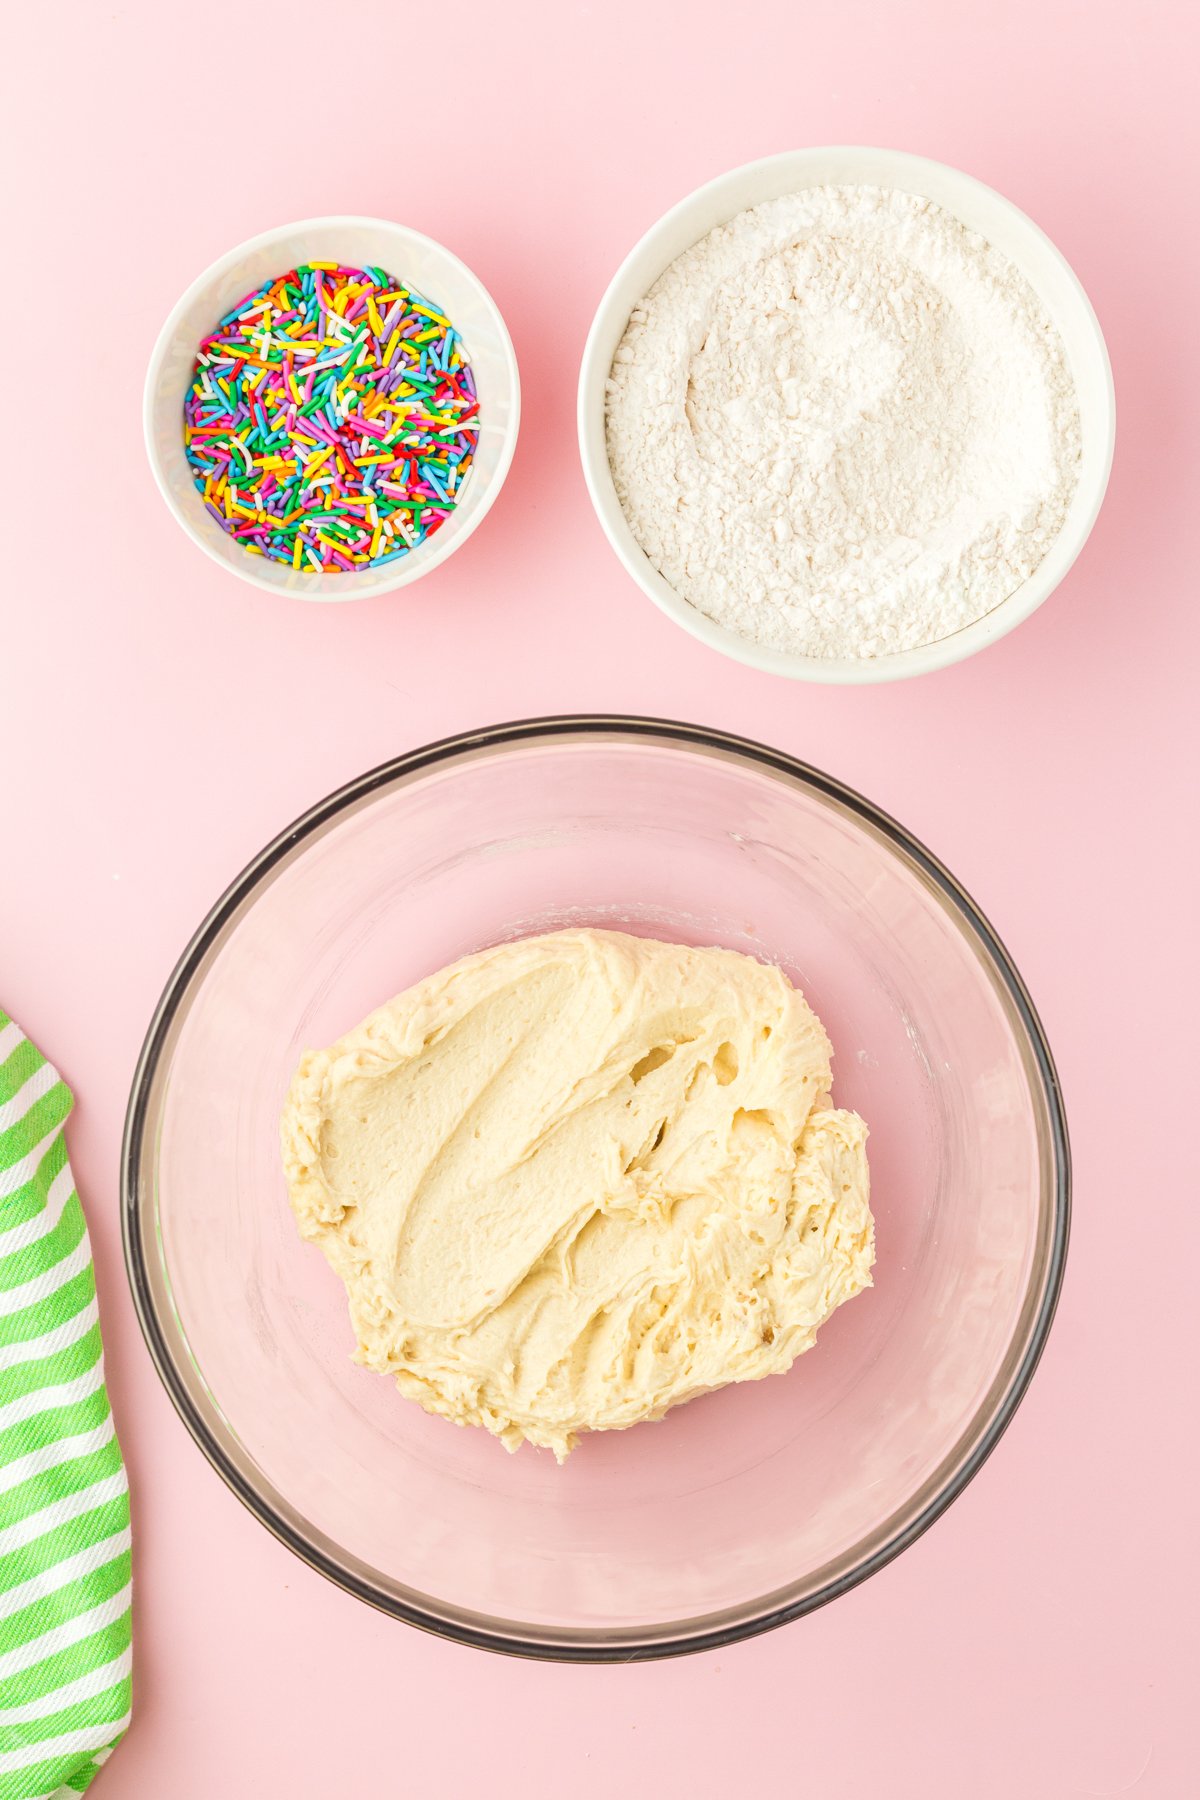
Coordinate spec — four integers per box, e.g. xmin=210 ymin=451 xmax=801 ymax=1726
xmin=605 ymin=187 xmax=1081 ymax=660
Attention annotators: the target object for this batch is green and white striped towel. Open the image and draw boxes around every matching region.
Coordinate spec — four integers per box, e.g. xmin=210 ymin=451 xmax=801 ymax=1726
xmin=0 ymin=1010 xmax=131 ymax=1800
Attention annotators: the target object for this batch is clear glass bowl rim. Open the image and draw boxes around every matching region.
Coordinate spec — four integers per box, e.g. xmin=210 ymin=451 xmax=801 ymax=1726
xmin=121 ymin=715 xmax=1070 ymax=1662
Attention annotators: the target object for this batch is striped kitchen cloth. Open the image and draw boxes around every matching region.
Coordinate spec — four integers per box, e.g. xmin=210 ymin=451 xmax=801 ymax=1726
xmin=0 ymin=1010 xmax=131 ymax=1800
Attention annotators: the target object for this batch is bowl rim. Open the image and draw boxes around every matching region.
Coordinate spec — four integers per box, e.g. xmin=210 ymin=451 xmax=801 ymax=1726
xmin=121 ymin=714 xmax=1070 ymax=1660
xmin=143 ymin=213 xmax=521 ymax=602
xmin=577 ymin=146 xmax=1116 ymax=683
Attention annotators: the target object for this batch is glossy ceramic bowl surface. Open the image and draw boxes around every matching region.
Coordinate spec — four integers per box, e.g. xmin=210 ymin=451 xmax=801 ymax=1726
xmin=144 ymin=215 xmax=519 ymax=600
xmin=579 ymin=148 xmax=1114 ymax=682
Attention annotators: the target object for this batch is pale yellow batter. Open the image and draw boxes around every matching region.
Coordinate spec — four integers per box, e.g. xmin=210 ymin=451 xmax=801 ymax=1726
xmin=281 ymin=929 xmax=874 ymax=1459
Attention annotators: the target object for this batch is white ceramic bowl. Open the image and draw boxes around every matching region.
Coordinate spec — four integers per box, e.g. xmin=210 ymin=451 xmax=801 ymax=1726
xmin=578 ymin=149 xmax=1115 ymax=683
xmin=145 ymin=216 xmax=520 ymax=601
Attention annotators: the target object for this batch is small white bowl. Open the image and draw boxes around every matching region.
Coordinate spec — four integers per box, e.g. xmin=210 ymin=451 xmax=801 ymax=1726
xmin=578 ymin=149 xmax=1115 ymax=683
xmin=145 ymin=217 xmax=520 ymax=601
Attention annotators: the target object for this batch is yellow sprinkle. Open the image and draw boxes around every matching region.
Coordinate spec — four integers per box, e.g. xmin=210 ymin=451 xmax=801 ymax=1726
xmin=355 ymin=453 xmax=393 ymax=467
xmin=411 ymin=302 xmax=451 ymax=327
xmin=292 ymin=535 xmax=303 ymax=570
xmin=317 ymin=533 xmax=346 ymax=553
xmin=367 ymin=297 xmax=383 ymax=337
xmin=305 ymin=444 xmax=335 ymax=476
xmin=384 ymin=329 xmax=401 ymax=363
xmin=369 ymin=522 xmax=382 ymax=558
xmin=309 ymin=261 xmax=338 ymax=271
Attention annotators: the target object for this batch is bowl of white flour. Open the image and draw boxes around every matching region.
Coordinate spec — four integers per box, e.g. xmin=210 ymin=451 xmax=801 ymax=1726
xmin=579 ymin=148 xmax=1114 ymax=682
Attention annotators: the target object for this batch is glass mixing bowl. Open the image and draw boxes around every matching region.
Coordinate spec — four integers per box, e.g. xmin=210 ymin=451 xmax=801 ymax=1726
xmin=122 ymin=718 xmax=1068 ymax=1660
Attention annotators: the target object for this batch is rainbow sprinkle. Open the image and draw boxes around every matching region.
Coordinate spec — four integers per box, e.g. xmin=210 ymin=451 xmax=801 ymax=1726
xmin=183 ymin=263 xmax=478 ymax=571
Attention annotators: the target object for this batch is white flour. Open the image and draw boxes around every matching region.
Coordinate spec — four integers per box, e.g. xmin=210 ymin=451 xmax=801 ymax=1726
xmin=605 ymin=187 xmax=1081 ymax=659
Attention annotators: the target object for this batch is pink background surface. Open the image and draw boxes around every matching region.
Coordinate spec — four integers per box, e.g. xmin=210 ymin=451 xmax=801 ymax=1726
xmin=3 ymin=0 xmax=1196 ymax=1793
